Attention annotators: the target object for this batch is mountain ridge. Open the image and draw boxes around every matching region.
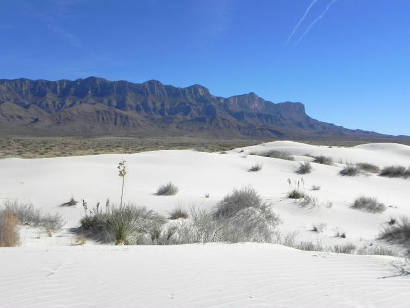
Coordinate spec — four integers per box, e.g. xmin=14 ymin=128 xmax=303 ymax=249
xmin=0 ymin=76 xmax=407 ymax=141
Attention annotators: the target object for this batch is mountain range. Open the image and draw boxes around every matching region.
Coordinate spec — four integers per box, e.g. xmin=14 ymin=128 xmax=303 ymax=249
xmin=0 ymin=77 xmax=407 ymax=141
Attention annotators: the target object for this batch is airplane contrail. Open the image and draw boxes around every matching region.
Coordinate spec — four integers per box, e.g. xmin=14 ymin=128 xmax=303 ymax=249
xmin=286 ymin=0 xmax=319 ymax=44
xmin=295 ymin=0 xmax=338 ymax=45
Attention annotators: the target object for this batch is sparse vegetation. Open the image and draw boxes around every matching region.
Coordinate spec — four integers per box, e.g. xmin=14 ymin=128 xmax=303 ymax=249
xmin=379 ymin=216 xmax=410 ymax=246
xmin=331 ymin=243 xmax=356 ymax=254
xmin=251 ymin=150 xmax=294 ymax=161
xmin=357 ymin=163 xmax=380 ymax=173
xmin=312 ymin=155 xmax=333 ymax=165
xmin=379 ymin=166 xmax=410 ymax=178
xmin=248 ymin=164 xmax=262 ymax=172
xmin=156 ymin=182 xmax=179 ymax=196
xmin=296 ymin=162 xmax=312 ymax=174
xmin=287 ymin=190 xmax=305 ymax=199
xmin=339 ymin=164 xmax=359 ymax=176
xmin=1 ymin=201 xmax=64 ymax=233
xmin=357 ymin=245 xmax=396 ymax=256
xmin=81 ymin=187 xmax=281 ymax=245
xmin=169 ymin=207 xmax=188 ymax=220
xmin=351 ymin=197 xmax=386 ymax=213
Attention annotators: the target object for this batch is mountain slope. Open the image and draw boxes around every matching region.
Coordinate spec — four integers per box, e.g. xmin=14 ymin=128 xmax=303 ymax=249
xmin=0 ymin=77 xmax=406 ymax=140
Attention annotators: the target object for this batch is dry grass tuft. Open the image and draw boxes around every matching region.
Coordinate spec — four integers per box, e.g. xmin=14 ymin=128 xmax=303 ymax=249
xmin=0 ymin=210 xmax=19 ymax=247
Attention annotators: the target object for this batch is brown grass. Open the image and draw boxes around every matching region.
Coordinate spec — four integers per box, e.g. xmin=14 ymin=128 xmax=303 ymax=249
xmin=0 ymin=210 xmax=19 ymax=247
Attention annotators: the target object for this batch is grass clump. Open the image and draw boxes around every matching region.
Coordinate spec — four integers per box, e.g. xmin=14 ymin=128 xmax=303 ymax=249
xmin=379 ymin=166 xmax=410 ymax=178
xmin=248 ymin=164 xmax=262 ymax=172
xmin=287 ymin=190 xmax=305 ymax=199
xmin=81 ymin=205 xmax=167 ymax=244
xmin=168 ymin=207 xmax=188 ymax=220
xmin=252 ymin=150 xmax=294 ymax=161
xmin=357 ymin=163 xmax=380 ymax=173
xmin=156 ymin=182 xmax=179 ymax=196
xmin=296 ymin=162 xmax=312 ymax=174
xmin=351 ymin=197 xmax=386 ymax=213
xmin=379 ymin=217 xmax=410 ymax=246
xmin=212 ymin=187 xmax=281 ymax=242
xmin=331 ymin=243 xmax=356 ymax=254
xmin=313 ymin=155 xmax=333 ymax=165
xmin=339 ymin=164 xmax=360 ymax=176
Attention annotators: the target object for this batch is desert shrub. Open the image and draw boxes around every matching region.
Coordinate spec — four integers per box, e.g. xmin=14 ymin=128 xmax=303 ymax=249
xmin=313 ymin=155 xmax=333 ymax=165
xmin=156 ymin=182 xmax=178 ymax=196
xmin=212 ymin=187 xmax=280 ymax=242
xmin=357 ymin=163 xmax=380 ymax=173
xmin=81 ymin=205 xmax=167 ymax=244
xmin=339 ymin=165 xmax=359 ymax=176
xmin=0 ymin=209 xmax=19 ymax=247
xmin=252 ymin=150 xmax=294 ymax=161
xmin=311 ymin=185 xmax=321 ymax=191
xmin=311 ymin=223 xmax=326 ymax=233
xmin=287 ymin=190 xmax=305 ymax=199
xmin=213 ymin=187 xmax=262 ymax=219
xmin=351 ymin=197 xmax=386 ymax=213
xmin=296 ymin=162 xmax=312 ymax=174
xmin=335 ymin=231 xmax=346 ymax=238
xmin=2 ymin=201 xmax=63 ymax=232
xmin=379 ymin=166 xmax=410 ymax=178
xmin=170 ymin=208 xmax=221 ymax=244
xmin=60 ymin=197 xmax=78 ymax=207
xmin=169 ymin=207 xmax=188 ymax=220
xmin=248 ymin=164 xmax=262 ymax=172
xmin=379 ymin=217 xmax=410 ymax=246
xmin=331 ymin=243 xmax=356 ymax=254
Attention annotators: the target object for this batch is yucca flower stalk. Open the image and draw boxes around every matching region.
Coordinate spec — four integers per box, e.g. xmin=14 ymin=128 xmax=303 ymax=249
xmin=117 ymin=160 xmax=127 ymax=208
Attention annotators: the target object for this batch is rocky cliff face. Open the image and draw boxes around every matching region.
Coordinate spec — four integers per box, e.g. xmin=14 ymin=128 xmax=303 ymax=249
xmin=0 ymin=77 xmax=403 ymax=140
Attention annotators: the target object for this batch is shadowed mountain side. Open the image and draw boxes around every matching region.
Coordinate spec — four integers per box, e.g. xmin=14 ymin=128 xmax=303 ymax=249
xmin=0 ymin=77 xmax=408 ymax=141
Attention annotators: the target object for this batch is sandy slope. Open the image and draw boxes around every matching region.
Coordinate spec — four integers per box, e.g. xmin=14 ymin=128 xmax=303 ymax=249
xmin=0 ymin=141 xmax=409 ymax=307
xmin=1 ymin=244 xmax=409 ymax=308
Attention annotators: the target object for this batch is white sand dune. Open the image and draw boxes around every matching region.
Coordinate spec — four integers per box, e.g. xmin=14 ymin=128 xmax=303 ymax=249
xmin=0 ymin=141 xmax=409 ymax=307
xmin=1 ymin=244 xmax=409 ymax=308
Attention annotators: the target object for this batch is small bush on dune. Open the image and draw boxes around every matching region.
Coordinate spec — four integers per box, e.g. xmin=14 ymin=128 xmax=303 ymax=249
xmin=296 ymin=162 xmax=312 ymax=174
xmin=379 ymin=166 xmax=410 ymax=178
xmin=252 ymin=150 xmax=294 ymax=161
xmin=81 ymin=205 xmax=167 ymax=244
xmin=311 ymin=185 xmax=321 ymax=191
xmin=169 ymin=207 xmax=188 ymax=220
xmin=0 ymin=210 xmax=19 ymax=247
xmin=313 ymin=155 xmax=333 ymax=165
xmin=287 ymin=190 xmax=305 ymax=199
xmin=379 ymin=217 xmax=410 ymax=246
xmin=357 ymin=163 xmax=380 ymax=173
xmin=212 ymin=187 xmax=281 ymax=242
xmin=351 ymin=197 xmax=386 ymax=213
xmin=248 ymin=164 xmax=262 ymax=172
xmin=156 ymin=182 xmax=178 ymax=196
xmin=339 ymin=165 xmax=360 ymax=176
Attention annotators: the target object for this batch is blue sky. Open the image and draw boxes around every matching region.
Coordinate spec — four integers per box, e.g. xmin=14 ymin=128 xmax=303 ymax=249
xmin=1 ymin=0 xmax=409 ymax=136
